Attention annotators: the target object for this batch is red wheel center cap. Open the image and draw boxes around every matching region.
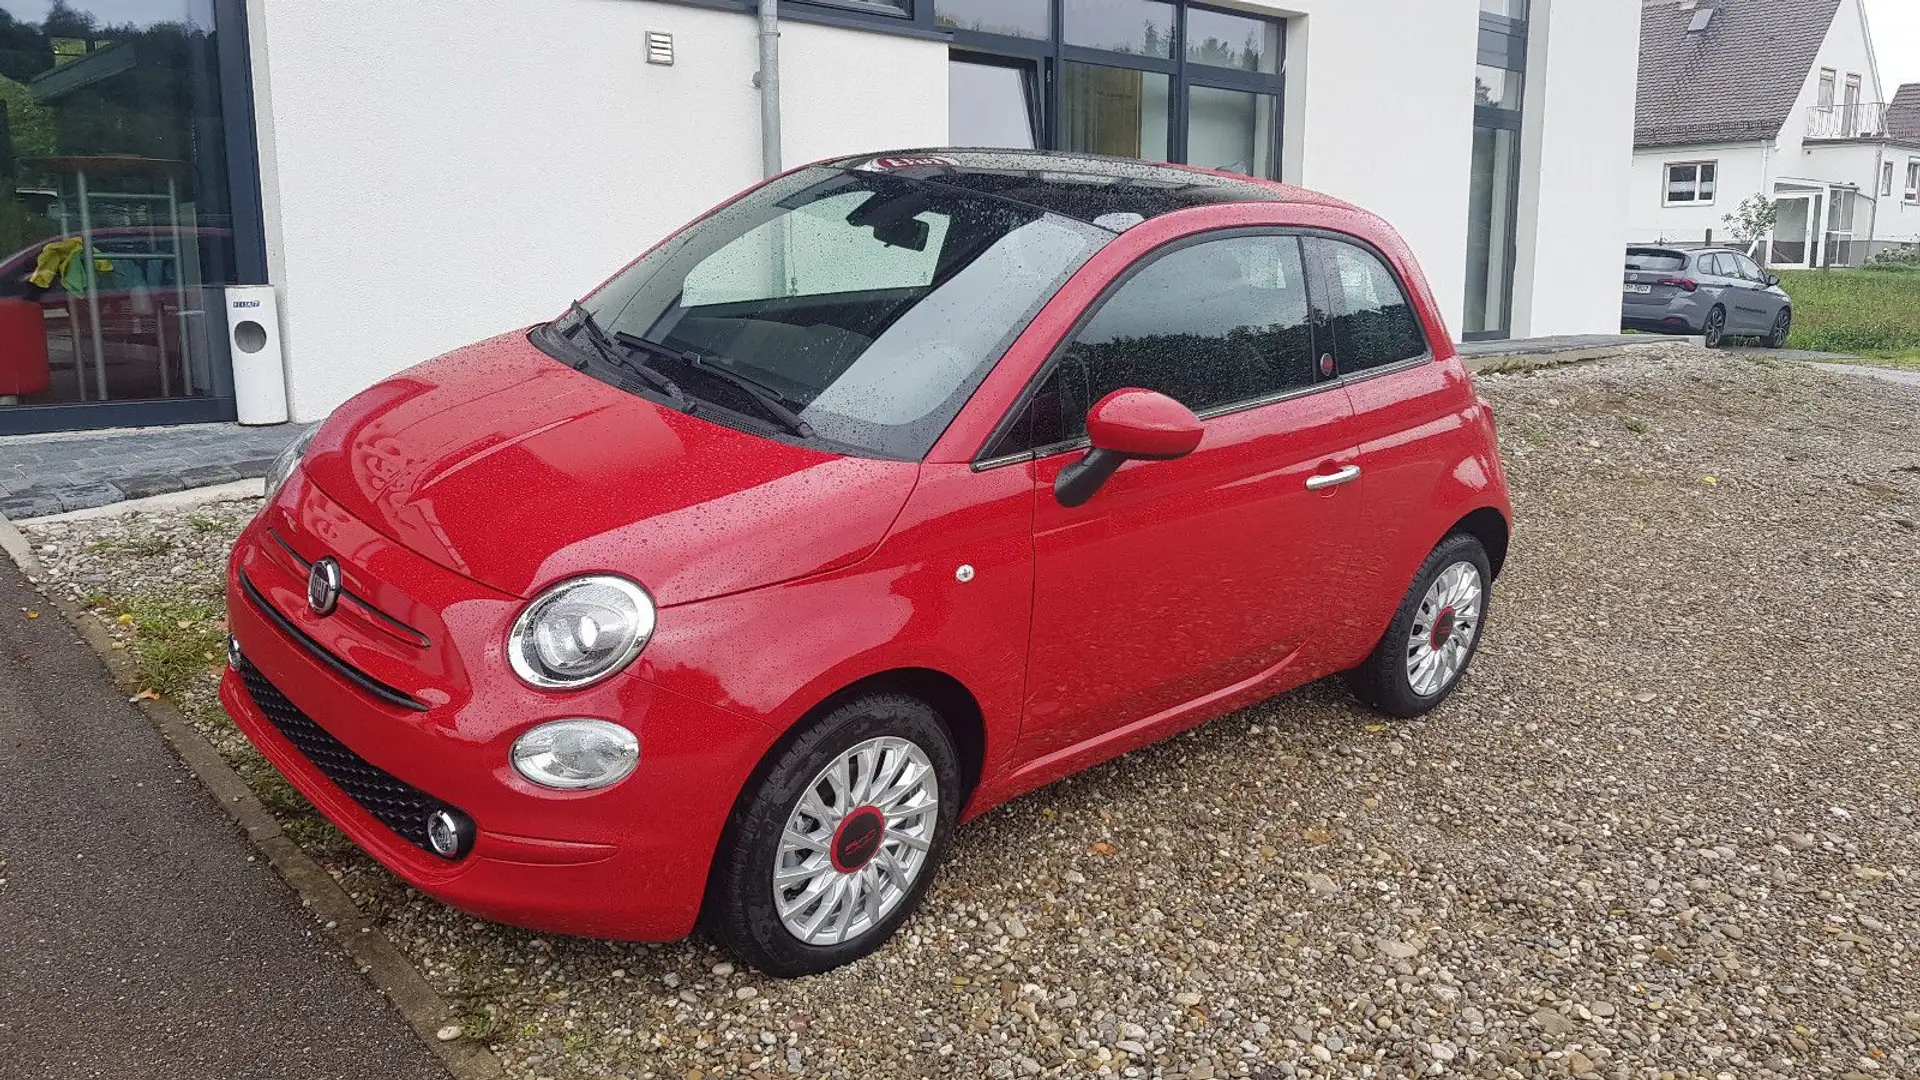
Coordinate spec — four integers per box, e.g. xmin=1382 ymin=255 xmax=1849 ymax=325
xmin=1430 ymin=607 xmax=1457 ymax=650
xmin=830 ymin=807 xmax=887 ymax=873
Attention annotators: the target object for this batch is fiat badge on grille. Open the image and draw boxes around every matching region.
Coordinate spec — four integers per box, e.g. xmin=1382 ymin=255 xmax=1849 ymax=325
xmin=307 ymin=557 xmax=342 ymax=616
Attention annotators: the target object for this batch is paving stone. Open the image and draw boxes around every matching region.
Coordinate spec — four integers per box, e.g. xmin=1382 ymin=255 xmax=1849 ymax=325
xmin=172 ymin=464 xmax=242 ymax=487
xmin=0 ymin=422 xmax=306 ymax=520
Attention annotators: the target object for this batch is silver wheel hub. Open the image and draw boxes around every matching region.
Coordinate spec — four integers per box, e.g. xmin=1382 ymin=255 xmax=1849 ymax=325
xmin=773 ymin=736 xmax=939 ymax=946
xmin=1406 ymin=561 xmax=1483 ymax=697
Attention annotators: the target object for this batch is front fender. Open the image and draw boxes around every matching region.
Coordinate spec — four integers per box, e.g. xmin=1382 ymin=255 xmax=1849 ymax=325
xmin=628 ymin=461 xmax=1036 ymax=803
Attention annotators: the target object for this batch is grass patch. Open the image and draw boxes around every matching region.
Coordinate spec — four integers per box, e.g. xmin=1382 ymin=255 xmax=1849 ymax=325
xmin=87 ymin=535 xmax=174 ymax=557
xmin=111 ymin=593 xmax=227 ymax=699
xmin=1780 ymin=269 xmax=1920 ymax=354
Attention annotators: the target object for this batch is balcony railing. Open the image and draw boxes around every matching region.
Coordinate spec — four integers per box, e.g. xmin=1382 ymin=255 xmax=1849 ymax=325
xmin=1806 ymin=102 xmax=1888 ymax=139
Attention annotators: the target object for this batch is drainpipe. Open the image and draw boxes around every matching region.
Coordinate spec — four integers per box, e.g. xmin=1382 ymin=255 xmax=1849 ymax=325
xmin=756 ymin=0 xmax=782 ymax=178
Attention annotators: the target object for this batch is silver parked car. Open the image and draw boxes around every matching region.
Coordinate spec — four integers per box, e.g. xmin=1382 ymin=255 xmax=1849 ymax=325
xmin=1621 ymin=245 xmax=1792 ymax=348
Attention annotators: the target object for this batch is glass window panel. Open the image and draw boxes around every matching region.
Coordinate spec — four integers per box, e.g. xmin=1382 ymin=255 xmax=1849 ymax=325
xmin=0 ymin=0 xmax=238 ymax=410
xmin=934 ymin=0 xmax=1050 ymax=39
xmin=1464 ymin=125 xmax=1520 ymax=336
xmin=1064 ymin=0 xmax=1174 ymax=57
xmin=1184 ymin=8 xmax=1279 ymax=74
xmin=1045 ymin=235 xmax=1315 ymax=442
xmin=1062 ymin=63 xmax=1169 ymax=162
xmin=949 ymin=59 xmax=1039 ymax=149
xmin=1317 ymin=238 xmax=1427 ymax=368
xmin=1185 ymin=86 xmax=1276 ymax=179
xmin=1474 ymin=65 xmax=1524 ymax=110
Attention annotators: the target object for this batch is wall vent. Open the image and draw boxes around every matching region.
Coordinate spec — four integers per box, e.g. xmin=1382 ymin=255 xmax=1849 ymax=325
xmin=646 ymin=30 xmax=674 ymax=65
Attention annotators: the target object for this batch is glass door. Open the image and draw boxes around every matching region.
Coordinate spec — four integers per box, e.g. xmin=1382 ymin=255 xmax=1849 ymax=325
xmin=1769 ymin=195 xmax=1813 ymax=268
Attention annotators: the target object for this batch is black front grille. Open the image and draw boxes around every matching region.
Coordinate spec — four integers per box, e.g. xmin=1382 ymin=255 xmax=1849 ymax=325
xmin=237 ymin=658 xmax=467 ymax=858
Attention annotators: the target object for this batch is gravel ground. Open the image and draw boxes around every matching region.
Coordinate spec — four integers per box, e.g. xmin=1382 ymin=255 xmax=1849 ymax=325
xmin=21 ymin=344 xmax=1920 ymax=1080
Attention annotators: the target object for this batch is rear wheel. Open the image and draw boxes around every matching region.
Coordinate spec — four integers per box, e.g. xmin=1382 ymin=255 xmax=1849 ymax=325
xmin=1702 ymin=305 xmax=1727 ymax=348
xmin=1346 ymin=533 xmax=1492 ymax=718
xmin=1764 ymin=307 xmax=1792 ymax=349
xmin=705 ymin=692 xmax=960 ymax=977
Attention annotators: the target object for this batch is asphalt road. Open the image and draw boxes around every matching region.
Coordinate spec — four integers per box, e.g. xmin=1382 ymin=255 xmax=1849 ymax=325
xmin=0 ymin=559 xmax=450 ymax=1080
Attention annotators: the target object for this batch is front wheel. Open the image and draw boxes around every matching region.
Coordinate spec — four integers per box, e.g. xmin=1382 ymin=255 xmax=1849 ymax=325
xmin=1764 ymin=308 xmax=1792 ymax=349
xmin=705 ymin=692 xmax=960 ymax=977
xmin=1702 ymin=305 xmax=1727 ymax=348
xmin=1346 ymin=533 xmax=1492 ymax=718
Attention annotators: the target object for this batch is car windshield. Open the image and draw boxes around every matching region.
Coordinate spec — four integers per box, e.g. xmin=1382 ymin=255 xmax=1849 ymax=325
xmin=1624 ymin=249 xmax=1688 ymax=272
xmin=571 ymin=167 xmax=1113 ymax=459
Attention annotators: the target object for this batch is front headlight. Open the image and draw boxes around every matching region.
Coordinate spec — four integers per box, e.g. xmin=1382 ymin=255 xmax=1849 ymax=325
xmin=507 ymin=575 xmax=655 ymax=689
xmin=264 ymin=425 xmax=317 ymax=500
xmin=510 ymin=719 xmax=639 ymax=790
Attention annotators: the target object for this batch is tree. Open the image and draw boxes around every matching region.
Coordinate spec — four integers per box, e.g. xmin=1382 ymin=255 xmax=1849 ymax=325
xmin=1722 ymin=195 xmax=1779 ymax=260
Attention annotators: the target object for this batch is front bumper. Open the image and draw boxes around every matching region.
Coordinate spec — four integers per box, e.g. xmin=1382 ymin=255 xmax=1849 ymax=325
xmin=222 ymin=479 xmax=780 ymax=940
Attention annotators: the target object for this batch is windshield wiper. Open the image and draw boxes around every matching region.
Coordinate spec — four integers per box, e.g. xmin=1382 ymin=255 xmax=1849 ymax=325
xmin=561 ymin=302 xmax=691 ymax=409
xmin=613 ymin=331 xmax=815 ymax=438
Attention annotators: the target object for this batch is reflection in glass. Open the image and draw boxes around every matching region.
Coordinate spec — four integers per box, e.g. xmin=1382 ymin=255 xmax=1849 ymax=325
xmin=1479 ymin=0 xmax=1527 ymax=17
xmin=1464 ymin=125 xmax=1519 ymax=336
xmin=1062 ymin=63 xmax=1169 ymax=162
xmin=934 ymin=0 xmax=1049 ymax=38
xmin=1186 ymin=86 xmax=1275 ymax=179
xmin=1474 ymin=66 xmax=1523 ymax=110
xmin=950 ymin=59 xmax=1039 ymax=149
xmin=0 ymin=0 xmax=237 ymax=409
xmin=1063 ymin=0 xmax=1174 ymax=57
xmin=1185 ymin=7 xmax=1279 ymax=73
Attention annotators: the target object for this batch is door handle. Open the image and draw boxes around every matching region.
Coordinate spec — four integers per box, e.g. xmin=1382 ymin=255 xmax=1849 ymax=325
xmin=1305 ymin=464 xmax=1361 ymax=491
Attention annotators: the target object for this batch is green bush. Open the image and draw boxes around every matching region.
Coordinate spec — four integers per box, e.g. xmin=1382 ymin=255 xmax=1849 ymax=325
xmin=1778 ymin=269 xmax=1920 ymax=354
xmin=1868 ymin=245 xmax=1920 ymax=270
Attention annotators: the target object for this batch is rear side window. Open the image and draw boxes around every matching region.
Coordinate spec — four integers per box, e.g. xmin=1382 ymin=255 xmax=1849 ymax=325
xmin=1625 ymin=249 xmax=1688 ymax=272
xmin=997 ymin=233 xmax=1317 ymax=453
xmin=1311 ymin=238 xmax=1428 ymax=373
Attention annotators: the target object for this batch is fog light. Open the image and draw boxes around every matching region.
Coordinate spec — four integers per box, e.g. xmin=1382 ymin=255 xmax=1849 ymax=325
xmin=425 ymin=809 xmax=473 ymax=859
xmin=227 ymin=635 xmax=243 ymax=669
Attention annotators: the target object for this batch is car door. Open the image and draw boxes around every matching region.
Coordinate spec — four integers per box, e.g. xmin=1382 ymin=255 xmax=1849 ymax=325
xmin=1731 ymin=252 xmax=1787 ymax=332
xmin=1701 ymin=253 xmax=1757 ymax=333
xmin=1013 ymin=231 xmax=1362 ymax=765
xmin=1304 ymin=235 xmax=1468 ymax=634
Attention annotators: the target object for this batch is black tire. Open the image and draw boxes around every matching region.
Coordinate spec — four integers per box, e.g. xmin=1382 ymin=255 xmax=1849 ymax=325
xmin=1764 ymin=307 xmax=1792 ymax=349
xmin=1345 ymin=533 xmax=1493 ymax=718
xmin=1702 ymin=305 xmax=1727 ymax=348
xmin=704 ymin=692 xmax=961 ymax=977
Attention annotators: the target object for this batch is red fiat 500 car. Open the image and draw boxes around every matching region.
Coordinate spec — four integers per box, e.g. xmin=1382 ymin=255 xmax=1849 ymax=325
xmin=223 ymin=150 xmax=1511 ymax=976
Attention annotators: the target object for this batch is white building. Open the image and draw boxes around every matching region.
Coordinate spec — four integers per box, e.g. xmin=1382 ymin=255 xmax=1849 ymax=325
xmin=1629 ymin=0 xmax=1920 ymax=268
xmin=0 ymin=0 xmax=1641 ymax=433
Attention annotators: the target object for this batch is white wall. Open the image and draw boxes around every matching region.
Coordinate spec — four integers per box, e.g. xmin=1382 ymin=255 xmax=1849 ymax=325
xmin=249 ymin=0 xmax=946 ymax=420
xmin=1628 ymin=143 xmax=1772 ymax=243
xmin=1510 ymin=0 xmax=1641 ymax=337
xmin=1261 ymin=0 xmax=1480 ymax=336
xmin=252 ymin=0 xmax=1639 ymax=418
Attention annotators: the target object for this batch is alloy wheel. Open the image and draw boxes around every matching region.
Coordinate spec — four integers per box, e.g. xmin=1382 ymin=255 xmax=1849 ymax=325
xmin=1405 ymin=561 xmax=1483 ymax=697
xmin=1770 ymin=310 xmax=1791 ymax=348
xmin=1704 ymin=307 xmax=1725 ymax=348
xmin=772 ymin=736 xmax=939 ymax=946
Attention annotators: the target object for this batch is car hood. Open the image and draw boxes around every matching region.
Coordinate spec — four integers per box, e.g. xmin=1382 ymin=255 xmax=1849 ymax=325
xmin=299 ymin=330 xmax=920 ymax=604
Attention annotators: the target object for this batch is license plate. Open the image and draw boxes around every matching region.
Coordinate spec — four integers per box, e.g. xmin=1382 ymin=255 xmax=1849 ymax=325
xmin=1624 ymin=283 xmax=1652 ymax=294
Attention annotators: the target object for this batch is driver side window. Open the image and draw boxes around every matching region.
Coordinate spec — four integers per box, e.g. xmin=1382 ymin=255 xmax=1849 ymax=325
xmin=1018 ymin=234 xmax=1316 ymax=450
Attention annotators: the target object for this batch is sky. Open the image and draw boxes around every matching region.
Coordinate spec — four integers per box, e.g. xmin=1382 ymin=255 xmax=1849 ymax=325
xmin=1863 ymin=0 xmax=1920 ymax=94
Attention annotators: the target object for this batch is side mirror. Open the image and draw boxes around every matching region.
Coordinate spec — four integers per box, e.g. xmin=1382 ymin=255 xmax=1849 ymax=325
xmin=1054 ymin=389 xmax=1203 ymax=507
xmin=1764 ymin=272 xmax=1781 ymax=287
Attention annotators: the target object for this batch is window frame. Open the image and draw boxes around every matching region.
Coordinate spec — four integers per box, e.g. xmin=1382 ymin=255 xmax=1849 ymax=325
xmin=940 ymin=0 xmax=1287 ymax=179
xmin=973 ymin=225 xmax=1428 ymax=470
xmin=1907 ymin=159 xmax=1920 ymax=204
xmin=1663 ymin=160 xmax=1718 ymax=206
xmin=1305 ymin=234 xmax=1435 ymax=384
xmin=1884 ymin=161 xmax=1896 ymax=197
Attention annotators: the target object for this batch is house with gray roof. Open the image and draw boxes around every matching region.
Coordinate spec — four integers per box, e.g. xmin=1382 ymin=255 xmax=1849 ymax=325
xmin=1629 ymin=0 xmax=1920 ymax=267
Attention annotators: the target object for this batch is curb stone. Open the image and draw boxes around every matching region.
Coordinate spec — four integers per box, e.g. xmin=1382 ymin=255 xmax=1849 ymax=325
xmin=0 ymin=509 xmax=507 ymax=1080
